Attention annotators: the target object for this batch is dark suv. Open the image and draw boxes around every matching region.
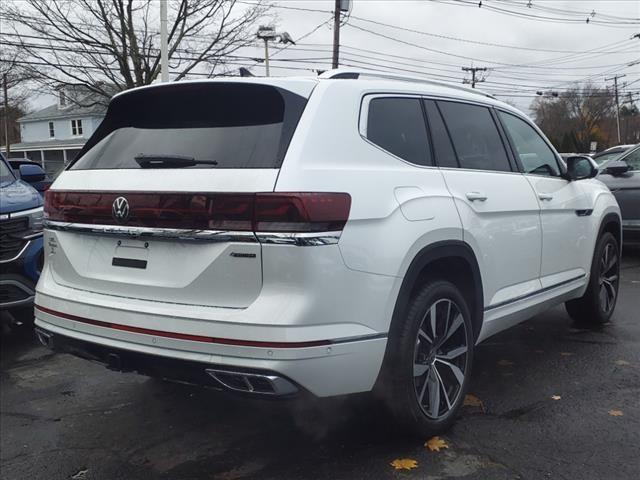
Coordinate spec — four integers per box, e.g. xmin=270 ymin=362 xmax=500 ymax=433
xmin=1 ymin=153 xmax=45 ymax=322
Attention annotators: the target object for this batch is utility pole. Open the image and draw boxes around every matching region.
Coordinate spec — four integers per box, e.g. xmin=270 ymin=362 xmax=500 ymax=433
xmin=332 ymin=0 xmax=341 ymax=69
xmin=257 ymin=26 xmax=295 ymax=77
xmin=462 ymin=66 xmax=487 ymax=88
xmin=160 ymin=0 xmax=169 ymax=82
xmin=2 ymin=74 xmax=9 ymax=157
xmin=606 ymin=74 xmax=626 ymax=143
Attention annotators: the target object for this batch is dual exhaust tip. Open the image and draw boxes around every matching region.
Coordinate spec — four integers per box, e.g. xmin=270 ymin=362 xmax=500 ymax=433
xmin=205 ymin=368 xmax=298 ymax=396
xmin=36 ymin=328 xmax=298 ymax=397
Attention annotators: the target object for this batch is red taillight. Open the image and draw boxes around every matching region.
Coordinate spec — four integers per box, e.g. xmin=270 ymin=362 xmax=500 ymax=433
xmin=45 ymin=191 xmax=351 ymax=233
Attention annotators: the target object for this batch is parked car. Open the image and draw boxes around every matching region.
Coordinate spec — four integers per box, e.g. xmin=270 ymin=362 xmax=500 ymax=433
xmin=597 ymin=143 xmax=640 ymax=244
xmin=8 ymin=158 xmax=53 ymax=196
xmin=0 ymin=152 xmax=44 ymax=323
xmin=34 ymin=70 xmax=621 ymax=436
xmin=592 ymin=144 xmax=636 ymax=166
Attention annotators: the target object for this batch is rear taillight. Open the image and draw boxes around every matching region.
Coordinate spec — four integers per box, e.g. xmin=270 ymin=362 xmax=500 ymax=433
xmin=44 ymin=191 xmax=351 ymax=233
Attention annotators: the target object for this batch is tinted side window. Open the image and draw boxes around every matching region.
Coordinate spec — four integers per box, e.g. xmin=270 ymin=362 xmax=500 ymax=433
xmin=367 ymin=97 xmax=432 ymax=166
xmin=437 ymin=101 xmax=511 ymax=172
xmin=423 ymin=100 xmax=458 ymax=168
xmin=623 ymin=147 xmax=640 ymax=171
xmin=498 ymin=111 xmax=560 ymax=176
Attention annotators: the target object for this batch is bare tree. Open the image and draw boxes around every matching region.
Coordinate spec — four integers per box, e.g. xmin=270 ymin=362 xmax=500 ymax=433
xmin=531 ymin=84 xmax=616 ymax=152
xmin=0 ymin=0 xmax=272 ymax=105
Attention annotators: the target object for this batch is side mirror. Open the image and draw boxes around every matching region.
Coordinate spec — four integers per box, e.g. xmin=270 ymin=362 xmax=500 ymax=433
xmin=565 ymin=156 xmax=597 ymax=181
xmin=603 ymin=160 xmax=631 ymax=176
xmin=18 ymin=164 xmax=46 ymax=183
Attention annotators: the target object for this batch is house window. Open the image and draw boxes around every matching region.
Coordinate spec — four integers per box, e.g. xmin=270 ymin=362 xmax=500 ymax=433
xmin=71 ymin=119 xmax=83 ymax=136
xmin=48 ymin=121 xmax=55 ymax=138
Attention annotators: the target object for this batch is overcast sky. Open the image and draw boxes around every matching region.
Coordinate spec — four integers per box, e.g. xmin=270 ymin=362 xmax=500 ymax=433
xmin=29 ymin=0 xmax=640 ymax=115
xmin=234 ymin=0 xmax=640 ymax=112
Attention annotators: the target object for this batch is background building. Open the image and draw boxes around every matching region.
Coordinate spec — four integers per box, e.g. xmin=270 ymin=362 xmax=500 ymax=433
xmin=2 ymin=89 xmax=106 ymax=177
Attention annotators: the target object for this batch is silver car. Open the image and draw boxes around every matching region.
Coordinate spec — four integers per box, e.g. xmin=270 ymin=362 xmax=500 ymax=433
xmin=598 ymin=144 xmax=640 ymax=244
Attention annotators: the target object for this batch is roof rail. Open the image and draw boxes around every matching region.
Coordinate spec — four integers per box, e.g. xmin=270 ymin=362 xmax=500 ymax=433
xmin=318 ymin=68 xmax=496 ymax=100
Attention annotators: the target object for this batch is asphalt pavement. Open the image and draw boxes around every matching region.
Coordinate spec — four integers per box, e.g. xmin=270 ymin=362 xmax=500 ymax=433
xmin=2 ymin=248 xmax=639 ymax=480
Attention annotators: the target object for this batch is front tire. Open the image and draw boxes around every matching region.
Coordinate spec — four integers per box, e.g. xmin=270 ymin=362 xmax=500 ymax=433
xmin=565 ymin=232 xmax=620 ymax=325
xmin=381 ymin=280 xmax=474 ymax=437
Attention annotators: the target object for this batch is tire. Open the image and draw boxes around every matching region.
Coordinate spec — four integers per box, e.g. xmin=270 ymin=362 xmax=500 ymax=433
xmin=565 ymin=232 xmax=620 ymax=325
xmin=380 ymin=279 xmax=474 ymax=437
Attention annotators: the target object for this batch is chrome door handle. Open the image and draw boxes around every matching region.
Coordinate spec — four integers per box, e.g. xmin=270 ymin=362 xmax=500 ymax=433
xmin=465 ymin=192 xmax=487 ymax=202
xmin=538 ymin=193 xmax=554 ymax=201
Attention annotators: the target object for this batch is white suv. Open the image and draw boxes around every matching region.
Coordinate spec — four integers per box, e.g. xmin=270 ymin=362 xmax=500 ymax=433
xmin=35 ymin=69 xmax=622 ymax=435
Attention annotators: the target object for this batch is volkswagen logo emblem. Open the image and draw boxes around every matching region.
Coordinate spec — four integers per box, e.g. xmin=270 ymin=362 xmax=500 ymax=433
xmin=112 ymin=196 xmax=130 ymax=223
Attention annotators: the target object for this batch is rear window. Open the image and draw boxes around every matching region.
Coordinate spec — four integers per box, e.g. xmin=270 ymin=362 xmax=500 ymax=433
xmin=71 ymin=83 xmax=308 ymax=170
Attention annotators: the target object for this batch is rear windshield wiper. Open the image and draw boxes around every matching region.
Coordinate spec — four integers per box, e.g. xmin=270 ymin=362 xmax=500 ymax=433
xmin=134 ymin=154 xmax=218 ymax=168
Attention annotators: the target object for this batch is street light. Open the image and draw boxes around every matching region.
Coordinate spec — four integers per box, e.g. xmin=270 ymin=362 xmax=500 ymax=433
xmin=257 ymin=25 xmax=295 ymax=77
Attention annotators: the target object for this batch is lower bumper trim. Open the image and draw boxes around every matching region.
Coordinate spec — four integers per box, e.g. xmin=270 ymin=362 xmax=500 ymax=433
xmin=35 ymin=327 xmax=302 ymax=397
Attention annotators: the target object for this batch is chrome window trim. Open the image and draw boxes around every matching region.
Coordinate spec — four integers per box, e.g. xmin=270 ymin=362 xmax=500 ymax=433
xmin=44 ymin=221 xmax=342 ymax=246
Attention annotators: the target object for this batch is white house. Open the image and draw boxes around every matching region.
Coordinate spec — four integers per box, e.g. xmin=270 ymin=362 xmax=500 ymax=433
xmin=4 ymin=89 xmax=107 ymax=177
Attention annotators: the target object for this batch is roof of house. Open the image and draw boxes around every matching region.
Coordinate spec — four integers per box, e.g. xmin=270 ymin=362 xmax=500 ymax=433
xmin=19 ymin=101 xmax=107 ymax=123
xmin=7 ymin=138 xmax=87 ymax=151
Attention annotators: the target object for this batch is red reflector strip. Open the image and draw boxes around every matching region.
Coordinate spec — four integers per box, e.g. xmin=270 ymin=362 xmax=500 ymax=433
xmin=34 ymin=305 xmax=331 ymax=349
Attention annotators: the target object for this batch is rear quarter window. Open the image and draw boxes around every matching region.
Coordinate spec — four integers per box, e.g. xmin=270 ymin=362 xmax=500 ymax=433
xmin=71 ymin=83 xmax=308 ymax=170
xmin=365 ymin=97 xmax=432 ymax=166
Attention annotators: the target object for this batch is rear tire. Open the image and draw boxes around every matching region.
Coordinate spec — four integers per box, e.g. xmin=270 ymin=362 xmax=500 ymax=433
xmin=380 ymin=280 xmax=474 ymax=437
xmin=565 ymin=232 xmax=620 ymax=325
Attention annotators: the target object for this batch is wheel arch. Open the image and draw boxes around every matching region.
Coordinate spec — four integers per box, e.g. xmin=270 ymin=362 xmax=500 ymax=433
xmin=598 ymin=212 xmax=622 ymax=248
xmin=390 ymin=241 xmax=484 ymax=343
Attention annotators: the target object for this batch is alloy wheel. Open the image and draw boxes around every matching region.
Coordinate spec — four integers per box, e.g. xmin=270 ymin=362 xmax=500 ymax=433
xmin=598 ymin=242 xmax=619 ymax=314
xmin=413 ymin=298 xmax=468 ymax=420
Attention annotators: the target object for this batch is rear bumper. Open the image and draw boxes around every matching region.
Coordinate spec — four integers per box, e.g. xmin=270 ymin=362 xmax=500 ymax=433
xmin=35 ymin=327 xmax=300 ymax=396
xmin=34 ymin=303 xmax=387 ymax=398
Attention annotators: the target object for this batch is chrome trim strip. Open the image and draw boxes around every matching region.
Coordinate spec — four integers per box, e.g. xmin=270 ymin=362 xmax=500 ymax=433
xmin=256 ymin=231 xmax=342 ymax=246
xmin=0 ymin=279 xmax=36 ymax=307
xmin=44 ymin=221 xmax=258 ymax=243
xmin=484 ymin=274 xmax=586 ymax=311
xmin=45 ymin=221 xmax=343 ymax=246
xmin=6 ymin=206 xmax=44 ymax=219
xmin=622 ymin=220 xmax=640 ymax=229
xmin=0 ymin=240 xmax=32 ymax=264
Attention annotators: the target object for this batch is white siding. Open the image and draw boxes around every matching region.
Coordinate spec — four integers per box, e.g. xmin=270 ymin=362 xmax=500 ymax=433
xmin=20 ymin=115 xmax=104 ymax=142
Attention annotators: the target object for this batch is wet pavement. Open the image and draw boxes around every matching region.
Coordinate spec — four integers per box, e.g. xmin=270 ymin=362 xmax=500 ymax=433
xmin=1 ymin=248 xmax=639 ymax=480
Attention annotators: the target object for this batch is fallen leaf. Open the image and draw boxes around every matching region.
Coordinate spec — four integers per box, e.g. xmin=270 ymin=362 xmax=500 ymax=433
xmin=390 ymin=458 xmax=418 ymax=470
xmin=551 ymin=395 xmax=562 ymax=400
xmin=608 ymin=410 xmax=623 ymax=417
xmin=464 ymin=394 xmax=484 ymax=409
xmin=497 ymin=359 xmax=514 ymax=367
xmin=71 ymin=470 xmax=88 ymax=480
xmin=560 ymin=352 xmax=574 ymax=356
xmin=425 ymin=436 xmax=449 ymax=452
xmin=615 ymin=360 xmax=630 ymax=366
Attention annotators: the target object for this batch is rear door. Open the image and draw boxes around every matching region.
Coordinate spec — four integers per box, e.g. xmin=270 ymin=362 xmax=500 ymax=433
xmin=45 ymin=81 xmax=312 ymax=308
xmin=496 ymin=110 xmax=591 ymax=288
xmin=601 ymin=146 xmax=640 ymax=229
xmin=427 ymin=99 xmax=542 ymax=309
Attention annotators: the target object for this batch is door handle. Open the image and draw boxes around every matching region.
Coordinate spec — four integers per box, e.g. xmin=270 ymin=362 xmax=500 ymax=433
xmin=538 ymin=193 xmax=554 ymax=201
xmin=465 ymin=192 xmax=487 ymax=202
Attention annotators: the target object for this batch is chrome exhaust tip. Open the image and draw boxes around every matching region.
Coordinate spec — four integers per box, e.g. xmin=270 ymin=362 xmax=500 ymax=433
xmin=35 ymin=328 xmax=53 ymax=348
xmin=205 ymin=368 xmax=298 ymax=396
